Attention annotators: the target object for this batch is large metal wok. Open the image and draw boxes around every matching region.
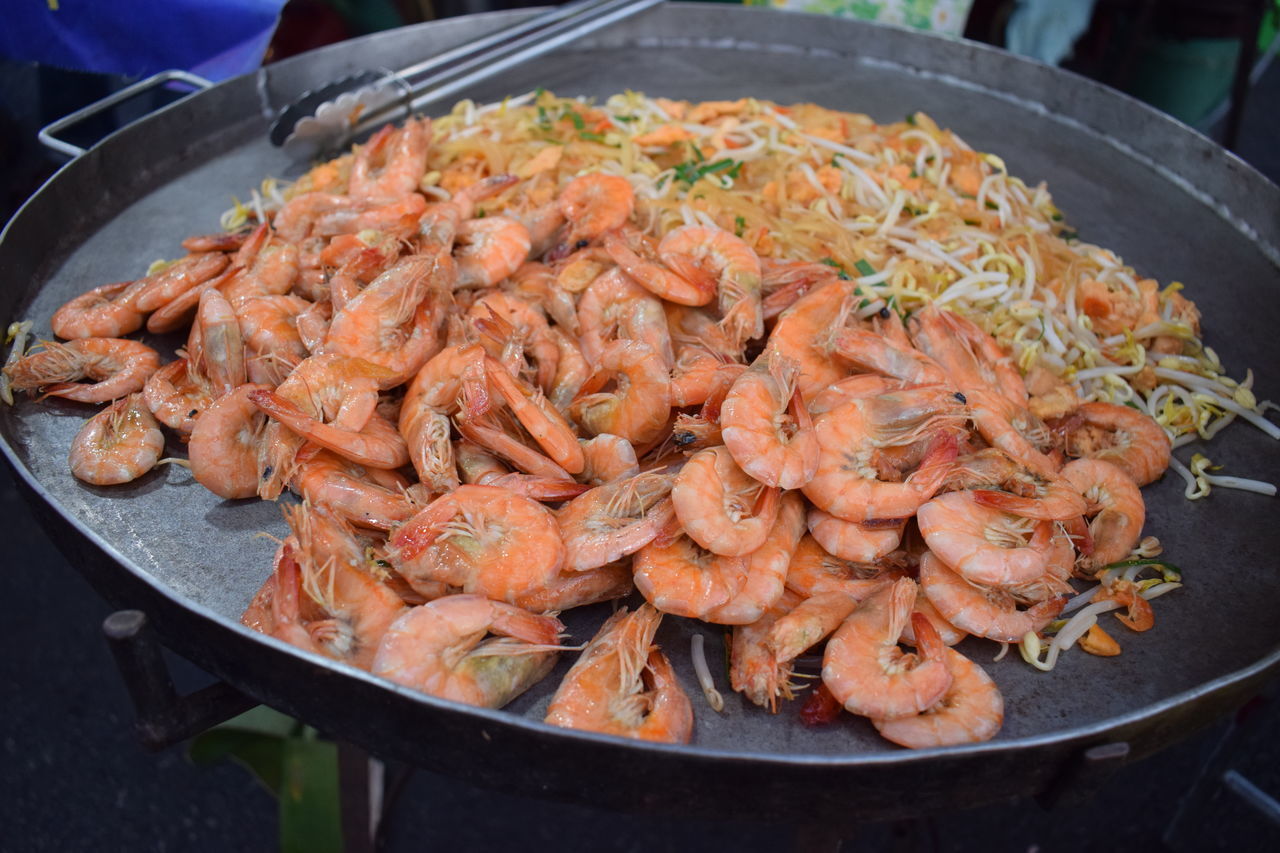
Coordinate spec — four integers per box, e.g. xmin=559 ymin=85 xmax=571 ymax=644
xmin=4 ymin=5 xmax=1279 ymax=826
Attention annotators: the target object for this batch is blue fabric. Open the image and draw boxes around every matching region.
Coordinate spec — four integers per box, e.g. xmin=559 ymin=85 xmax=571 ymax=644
xmin=0 ymin=0 xmax=286 ymax=81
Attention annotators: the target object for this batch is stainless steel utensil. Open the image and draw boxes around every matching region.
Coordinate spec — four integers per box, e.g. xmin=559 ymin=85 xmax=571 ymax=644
xmin=273 ymin=0 xmax=664 ymax=158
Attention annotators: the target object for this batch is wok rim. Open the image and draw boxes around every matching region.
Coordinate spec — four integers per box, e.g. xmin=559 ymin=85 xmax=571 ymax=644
xmin=2 ymin=5 xmax=1278 ymax=776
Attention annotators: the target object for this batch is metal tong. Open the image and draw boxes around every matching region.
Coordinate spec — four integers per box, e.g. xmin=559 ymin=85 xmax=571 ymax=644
xmin=272 ymin=0 xmax=664 ymax=159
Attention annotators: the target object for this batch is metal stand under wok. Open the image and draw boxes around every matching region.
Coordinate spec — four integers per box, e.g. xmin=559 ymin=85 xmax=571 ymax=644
xmin=105 ymin=608 xmax=1280 ymax=851
xmin=103 ymin=610 xmax=402 ymax=853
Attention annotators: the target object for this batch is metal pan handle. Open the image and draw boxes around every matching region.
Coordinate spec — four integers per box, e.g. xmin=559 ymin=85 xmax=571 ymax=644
xmin=37 ymin=69 xmax=212 ymax=159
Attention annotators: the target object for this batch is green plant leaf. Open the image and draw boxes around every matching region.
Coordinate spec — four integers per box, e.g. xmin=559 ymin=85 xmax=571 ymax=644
xmin=222 ymin=706 xmax=300 ymax=738
xmin=280 ymin=736 xmax=342 ymax=853
xmin=188 ymin=730 xmax=287 ymax=797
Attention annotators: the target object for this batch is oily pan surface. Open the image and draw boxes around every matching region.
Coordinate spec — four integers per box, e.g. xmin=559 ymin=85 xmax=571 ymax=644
xmin=3 ymin=19 xmax=1279 ymax=756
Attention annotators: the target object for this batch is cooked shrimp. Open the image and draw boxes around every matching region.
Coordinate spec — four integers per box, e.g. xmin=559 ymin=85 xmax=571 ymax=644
xmin=672 ymin=446 xmax=780 ymax=557
xmin=760 ymin=258 xmax=839 ymax=318
xmin=131 ymin=253 xmax=231 ymax=313
xmin=910 ymin=304 xmax=1026 ymax=407
xmin=730 ymin=589 xmax=804 ymax=712
xmin=941 ymin=447 xmax=1036 ymax=493
xmin=188 ymin=383 xmax=270 ymax=500
xmin=767 ymin=590 xmax=860 ymax=668
xmin=67 ymin=393 xmax=164 ymax=485
xmin=399 ymin=343 xmax=488 ymax=491
xmin=508 ymin=197 xmax=566 ymax=260
xmin=559 ymin=173 xmax=634 ymax=245
xmin=703 ymin=490 xmax=806 ymax=624
xmin=547 ymin=327 xmax=590 ymax=412
xmin=576 ymin=267 xmax=675 ymax=368
xmin=456 ymin=405 xmax=576 ymax=483
xmin=1062 ymin=402 xmax=1171 ymax=486
xmin=193 ymin=287 xmax=246 ymax=397
xmin=659 ymin=225 xmax=764 ymax=347
xmin=268 ymin=503 xmax=406 ymax=670
xmin=226 ymin=229 xmax=302 ymax=300
xmin=512 ymin=561 xmax=634 ymax=612
xmin=663 ymin=307 xmax=738 ymax=368
xmin=570 ymin=340 xmax=671 ymax=448
xmin=898 ymin=593 xmax=968 ymax=648
xmin=236 ymin=294 xmax=310 ymax=385
xmin=822 ymin=577 xmax=953 ymax=721
xmin=632 ymin=532 xmax=750 ymax=620
xmin=252 ymin=389 xmax=410 ymax=470
xmin=388 ymin=484 xmax=566 ymax=602
xmin=918 ymin=550 xmax=1065 ymax=642
xmin=255 ymin=353 xmax=386 ymax=498
xmin=916 ymin=490 xmax=1051 ymax=587
xmin=720 ymin=351 xmax=818 ymax=490
xmin=807 ymin=509 xmax=904 ymax=562
xmin=4 ymin=337 xmax=160 ymax=403
xmin=577 ymin=434 xmax=639 ymax=486
xmin=453 ymin=217 xmax=532 ymax=289
xmin=831 ymin=326 xmax=949 ymax=386
xmin=50 ymin=280 xmax=147 ymax=339
xmin=552 ymin=244 xmax=611 ymax=294
xmin=962 ymin=387 xmax=1058 ymax=476
xmin=557 ymin=470 xmax=676 ymax=571
xmin=484 ymin=355 xmax=585 ymax=474
xmin=324 ymin=255 xmax=445 ymax=387
xmin=371 ymin=594 xmax=562 ymax=708
xmin=801 ymin=386 xmax=964 ymax=522
xmin=469 ymin=292 xmax=558 ymax=392
xmin=1060 ymin=458 xmax=1145 ymax=575
xmin=323 ymin=223 xmax=418 ymax=311
xmin=241 ymin=562 xmax=278 ymax=635
xmin=347 ymin=118 xmax=431 ymax=202
xmin=273 ymin=192 xmax=362 ymax=243
xmin=764 ymin=278 xmax=854 ymax=401
xmin=314 ymin=194 xmax=428 ymax=241
xmin=785 ymin=534 xmax=903 ymax=600
xmin=454 ymin=438 xmax=510 ymax=486
xmin=182 ymin=230 xmax=251 ymax=254
xmin=871 ymin=633 xmax=1004 ymax=748
xmin=416 ymin=174 xmax=519 ymax=254
xmin=808 ymin=374 xmax=898 ymax=417
xmin=505 ymin=261 xmax=578 ymax=335
xmin=150 ymin=227 xmax=298 ymax=334
xmin=971 ymin=468 xmax=1089 ymax=521
xmin=292 ymin=448 xmax=419 ymax=531
xmin=142 ymin=358 xmax=213 ymax=437
xmin=545 ymin=604 xmax=693 ymax=743
xmin=603 ymin=226 xmax=713 ymax=307
xmin=669 ymin=347 xmax=741 ymax=409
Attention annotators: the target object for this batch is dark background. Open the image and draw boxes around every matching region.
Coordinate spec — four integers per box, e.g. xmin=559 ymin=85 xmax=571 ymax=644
xmin=2 ymin=2 xmax=1279 ymax=850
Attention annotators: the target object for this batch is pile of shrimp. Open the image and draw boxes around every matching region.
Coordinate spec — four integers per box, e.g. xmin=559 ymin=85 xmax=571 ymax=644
xmin=11 ymin=92 xmax=1241 ymax=751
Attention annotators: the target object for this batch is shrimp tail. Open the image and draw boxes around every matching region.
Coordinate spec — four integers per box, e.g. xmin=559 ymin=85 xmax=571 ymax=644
xmin=1064 ymin=515 xmax=1094 ymax=557
xmin=910 ymin=611 xmax=946 ymax=662
xmin=1028 ymin=595 xmax=1068 ymax=625
xmin=489 ymin=606 xmax=566 ymax=647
